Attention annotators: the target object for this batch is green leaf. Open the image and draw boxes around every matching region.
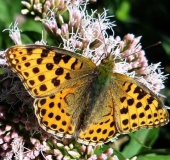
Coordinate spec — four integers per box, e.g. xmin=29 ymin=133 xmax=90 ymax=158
xmin=113 ymin=149 xmax=127 ymax=160
xmin=22 ymin=31 xmax=42 ymax=43
xmin=137 ymin=154 xmax=170 ymax=160
xmin=94 ymin=144 xmax=110 ymax=155
xmin=0 ymin=67 xmax=5 ymax=75
xmin=161 ymin=35 xmax=170 ymax=56
xmin=122 ymin=128 xmax=160 ymax=158
xmin=93 ymin=145 xmax=126 ymax=160
xmin=20 ymin=19 xmax=43 ymax=43
xmin=129 ymin=133 xmax=150 ymax=149
xmin=115 ymin=1 xmax=130 ymax=21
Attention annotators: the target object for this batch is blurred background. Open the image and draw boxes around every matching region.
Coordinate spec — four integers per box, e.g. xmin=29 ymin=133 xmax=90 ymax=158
xmin=0 ymin=0 xmax=170 ymax=158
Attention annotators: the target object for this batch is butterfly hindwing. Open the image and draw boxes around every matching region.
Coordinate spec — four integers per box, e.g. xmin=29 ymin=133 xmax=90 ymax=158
xmin=78 ymin=87 xmax=119 ymax=145
xmin=34 ymin=84 xmax=90 ymax=139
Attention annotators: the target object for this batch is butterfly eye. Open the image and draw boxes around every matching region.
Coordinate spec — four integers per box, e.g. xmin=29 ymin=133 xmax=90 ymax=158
xmin=101 ymin=58 xmax=107 ymax=64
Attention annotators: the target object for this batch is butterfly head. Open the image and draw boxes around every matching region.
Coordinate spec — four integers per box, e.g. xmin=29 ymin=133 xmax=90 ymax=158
xmin=97 ymin=54 xmax=115 ymax=78
xmin=100 ymin=53 xmax=115 ymax=67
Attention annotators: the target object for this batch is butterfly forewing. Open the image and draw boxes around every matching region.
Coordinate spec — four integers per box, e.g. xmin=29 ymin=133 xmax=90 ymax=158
xmin=5 ymin=45 xmax=96 ymax=98
xmin=112 ymin=73 xmax=169 ymax=134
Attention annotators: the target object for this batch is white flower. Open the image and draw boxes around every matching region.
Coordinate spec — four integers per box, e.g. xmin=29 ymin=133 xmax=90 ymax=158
xmin=3 ymin=21 xmax=22 ymax=45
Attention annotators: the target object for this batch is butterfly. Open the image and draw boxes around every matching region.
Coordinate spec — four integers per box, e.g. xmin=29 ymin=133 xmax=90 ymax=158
xmin=5 ymin=45 xmax=169 ymax=146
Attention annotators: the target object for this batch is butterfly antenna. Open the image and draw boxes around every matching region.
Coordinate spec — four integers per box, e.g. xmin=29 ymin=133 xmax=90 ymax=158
xmin=124 ymin=41 xmax=162 ymax=59
xmin=125 ymin=41 xmax=162 ymax=75
xmin=143 ymin=41 xmax=161 ymax=50
xmin=95 ymin=13 xmax=109 ymax=64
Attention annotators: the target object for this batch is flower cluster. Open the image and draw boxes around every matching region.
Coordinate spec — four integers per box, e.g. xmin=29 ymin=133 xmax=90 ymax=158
xmin=20 ymin=0 xmax=167 ymax=94
xmin=0 ymin=0 xmax=168 ymax=159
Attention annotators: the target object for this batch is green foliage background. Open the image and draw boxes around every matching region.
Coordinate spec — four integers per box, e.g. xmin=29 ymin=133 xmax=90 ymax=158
xmin=0 ymin=0 xmax=170 ymax=159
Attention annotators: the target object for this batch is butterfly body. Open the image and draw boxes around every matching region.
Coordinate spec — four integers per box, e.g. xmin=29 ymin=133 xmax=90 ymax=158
xmin=5 ymin=45 xmax=169 ymax=145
